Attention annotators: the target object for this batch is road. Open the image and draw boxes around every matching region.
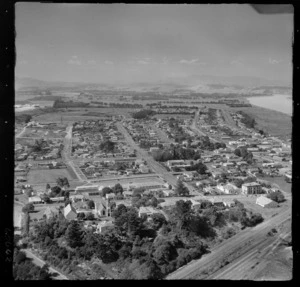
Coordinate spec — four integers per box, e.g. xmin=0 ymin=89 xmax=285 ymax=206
xmin=62 ymin=124 xmax=87 ymax=182
xmin=191 ymin=110 xmax=218 ymax=143
xmin=16 ymin=126 xmax=27 ymax=138
xmin=166 ymin=205 xmax=291 ymax=279
xmin=116 ymin=122 xmax=197 ymax=195
xmin=23 ymin=249 xmax=69 ymax=280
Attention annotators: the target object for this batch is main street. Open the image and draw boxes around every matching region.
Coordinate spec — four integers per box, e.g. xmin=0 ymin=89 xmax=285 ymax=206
xmin=62 ymin=124 xmax=88 ymax=182
xmin=191 ymin=109 xmax=218 ymax=143
xmin=166 ymin=204 xmax=291 ymax=279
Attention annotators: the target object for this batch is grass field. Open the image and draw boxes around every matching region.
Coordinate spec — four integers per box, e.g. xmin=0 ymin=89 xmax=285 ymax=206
xmin=27 ymin=168 xmax=74 ymax=184
xmin=232 ymin=105 xmax=292 ymax=139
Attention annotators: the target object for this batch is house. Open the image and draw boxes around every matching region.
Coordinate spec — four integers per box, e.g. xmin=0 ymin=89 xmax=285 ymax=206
xmin=28 ymin=196 xmax=43 ymax=204
xmin=222 ymin=199 xmax=235 ymax=208
xmin=241 ymin=182 xmax=262 ymax=195
xmin=43 ymin=206 xmax=60 ymax=219
xmin=70 ymin=194 xmax=85 ymax=203
xmin=95 ymin=220 xmax=114 ymax=234
xmin=256 ymin=196 xmax=278 ymax=208
xmin=64 ymin=204 xmax=77 ymax=220
xmin=217 ymin=183 xmax=238 ymax=194
xmin=138 ymin=206 xmax=162 ymax=218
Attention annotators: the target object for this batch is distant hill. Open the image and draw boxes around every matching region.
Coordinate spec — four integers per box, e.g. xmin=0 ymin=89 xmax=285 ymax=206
xmin=15 ymin=75 xmax=291 ymax=94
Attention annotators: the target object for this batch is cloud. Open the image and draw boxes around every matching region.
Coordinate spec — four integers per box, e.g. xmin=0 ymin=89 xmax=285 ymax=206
xmin=179 ymin=58 xmax=199 ymax=64
xmin=104 ymin=60 xmax=114 ymax=65
xmin=269 ymin=58 xmax=281 ymax=65
xmin=138 ymin=60 xmax=149 ymax=65
xmin=230 ymin=59 xmax=243 ymax=65
xmin=68 ymin=55 xmax=81 ymax=65
xmin=87 ymin=60 xmax=96 ymax=65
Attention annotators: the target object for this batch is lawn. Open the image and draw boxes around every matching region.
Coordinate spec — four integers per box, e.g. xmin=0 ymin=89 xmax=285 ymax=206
xmin=27 ymin=168 xmax=74 ymax=184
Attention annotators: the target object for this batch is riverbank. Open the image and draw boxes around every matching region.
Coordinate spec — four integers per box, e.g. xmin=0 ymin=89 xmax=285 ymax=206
xmin=246 ymin=94 xmax=292 ymax=116
xmin=235 ymin=105 xmax=291 ymax=139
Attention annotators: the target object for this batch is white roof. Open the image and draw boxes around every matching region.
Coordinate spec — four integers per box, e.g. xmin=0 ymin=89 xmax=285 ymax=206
xmin=64 ymin=204 xmax=77 ymax=217
xmin=28 ymin=196 xmax=42 ymax=202
xmin=256 ymin=196 xmax=274 ymax=206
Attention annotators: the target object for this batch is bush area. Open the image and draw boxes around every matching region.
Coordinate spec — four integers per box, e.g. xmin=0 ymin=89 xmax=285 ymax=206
xmin=132 ymin=109 xmax=156 ymax=119
xmin=15 ymin=114 xmax=32 ymax=124
xmin=238 ymin=111 xmax=256 ymax=129
xmin=25 ymin=198 xmax=264 ymax=279
xmin=13 ymin=248 xmax=52 ymax=280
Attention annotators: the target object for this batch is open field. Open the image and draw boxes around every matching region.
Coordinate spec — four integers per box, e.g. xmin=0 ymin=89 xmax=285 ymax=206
xmin=232 ymin=105 xmax=292 ymax=139
xmin=27 ymin=168 xmax=75 ymax=184
xmin=87 ymin=175 xmax=166 ymax=187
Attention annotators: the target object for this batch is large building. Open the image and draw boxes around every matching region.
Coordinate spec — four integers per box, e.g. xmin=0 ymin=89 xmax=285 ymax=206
xmin=241 ymin=182 xmax=262 ymax=195
xmin=256 ymin=196 xmax=278 ymax=208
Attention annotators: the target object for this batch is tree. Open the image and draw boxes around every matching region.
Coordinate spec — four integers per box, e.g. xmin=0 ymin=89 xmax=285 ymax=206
xmin=175 ymin=180 xmax=189 ymax=197
xmin=101 ymin=187 xmax=113 ymax=197
xmin=87 ymin=200 xmax=95 ymax=209
xmin=85 ymin=213 xmax=95 ymax=221
xmin=50 ymin=186 xmax=61 ymax=197
xmin=22 ymin=203 xmax=34 ymax=213
xmin=46 ymin=184 xmax=51 ymax=191
xmin=172 ymin=200 xmax=193 ymax=231
xmin=41 ymin=194 xmax=51 ymax=204
xmin=65 ymin=221 xmax=83 ymax=248
xmin=112 ymin=183 xmax=124 ymax=195
xmin=15 ymin=251 xmax=27 ymax=264
xmin=267 ymin=191 xmax=285 ymax=203
xmin=77 ymin=212 xmax=86 ymax=220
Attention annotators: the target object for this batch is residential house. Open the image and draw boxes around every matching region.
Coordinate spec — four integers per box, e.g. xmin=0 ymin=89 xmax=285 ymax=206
xmin=43 ymin=206 xmax=61 ymax=219
xmin=28 ymin=196 xmax=43 ymax=204
xmin=64 ymin=204 xmax=77 ymax=220
xmin=138 ymin=206 xmax=162 ymax=218
xmin=95 ymin=220 xmax=114 ymax=234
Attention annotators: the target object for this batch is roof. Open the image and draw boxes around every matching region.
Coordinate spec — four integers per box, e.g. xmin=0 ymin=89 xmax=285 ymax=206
xmin=28 ymin=196 xmax=42 ymax=202
xmin=97 ymin=220 xmax=114 ymax=228
xmin=256 ymin=196 xmax=275 ymax=206
xmin=242 ymin=182 xmax=261 ymax=187
xmin=64 ymin=204 xmax=77 ymax=217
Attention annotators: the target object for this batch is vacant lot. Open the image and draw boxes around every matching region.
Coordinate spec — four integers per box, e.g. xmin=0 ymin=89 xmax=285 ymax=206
xmin=27 ymin=169 xmax=74 ymax=184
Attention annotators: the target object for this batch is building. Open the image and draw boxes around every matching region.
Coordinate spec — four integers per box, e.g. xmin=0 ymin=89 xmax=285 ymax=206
xmin=256 ymin=196 xmax=278 ymax=208
xmin=75 ymin=185 xmax=102 ymax=196
xmin=242 ymin=182 xmax=262 ymax=195
xmin=28 ymin=196 xmax=43 ymax=204
xmin=95 ymin=220 xmax=114 ymax=234
xmin=95 ymin=198 xmax=112 ymax=217
xmin=64 ymin=204 xmax=77 ymax=220
xmin=43 ymin=206 xmax=60 ymax=219
xmin=138 ymin=206 xmax=162 ymax=218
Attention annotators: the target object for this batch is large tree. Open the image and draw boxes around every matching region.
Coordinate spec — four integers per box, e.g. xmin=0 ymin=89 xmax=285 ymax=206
xmin=65 ymin=221 xmax=83 ymax=248
xmin=175 ymin=180 xmax=189 ymax=197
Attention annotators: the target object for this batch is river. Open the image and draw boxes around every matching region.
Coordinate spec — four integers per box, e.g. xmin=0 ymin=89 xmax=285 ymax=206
xmin=247 ymin=94 xmax=292 ymax=115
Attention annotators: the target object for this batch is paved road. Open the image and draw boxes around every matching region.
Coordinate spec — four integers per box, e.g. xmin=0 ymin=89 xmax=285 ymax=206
xmin=62 ymin=124 xmax=87 ymax=182
xmin=191 ymin=110 xmax=218 ymax=143
xmin=166 ymin=205 xmax=291 ymax=279
xmin=23 ymin=249 xmax=69 ymax=280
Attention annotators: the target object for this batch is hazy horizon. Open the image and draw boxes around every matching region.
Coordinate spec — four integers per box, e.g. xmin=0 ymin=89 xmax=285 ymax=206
xmin=16 ymin=3 xmax=293 ymax=85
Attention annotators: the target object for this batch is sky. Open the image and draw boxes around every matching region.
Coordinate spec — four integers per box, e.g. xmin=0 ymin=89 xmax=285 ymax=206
xmin=15 ymin=3 xmax=293 ymax=85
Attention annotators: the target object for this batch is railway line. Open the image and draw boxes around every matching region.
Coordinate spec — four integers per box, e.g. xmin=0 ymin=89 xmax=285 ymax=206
xmin=166 ymin=206 xmax=291 ymax=279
